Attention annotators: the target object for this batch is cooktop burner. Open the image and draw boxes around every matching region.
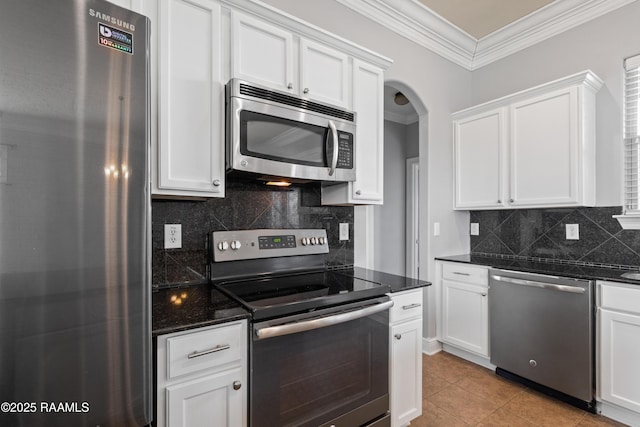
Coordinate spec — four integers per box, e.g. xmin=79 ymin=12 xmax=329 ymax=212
xmin=210 ymin=229 xmax=390 ymax=320
xmin=215 ymin=270 xmax=389 ymax=320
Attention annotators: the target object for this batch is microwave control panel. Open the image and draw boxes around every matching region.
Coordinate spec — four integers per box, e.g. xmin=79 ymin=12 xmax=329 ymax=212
xmin=336 ymin=132 xmax=353 ymax=169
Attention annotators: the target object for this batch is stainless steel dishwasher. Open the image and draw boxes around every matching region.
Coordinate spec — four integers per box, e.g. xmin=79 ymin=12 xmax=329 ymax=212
xmin=489 ymin=268 xmax=595 ymax=410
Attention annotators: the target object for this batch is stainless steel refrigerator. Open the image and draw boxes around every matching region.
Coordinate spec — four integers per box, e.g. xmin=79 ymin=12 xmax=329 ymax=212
xmin=0 ymin=1 xmax=151 ymax=426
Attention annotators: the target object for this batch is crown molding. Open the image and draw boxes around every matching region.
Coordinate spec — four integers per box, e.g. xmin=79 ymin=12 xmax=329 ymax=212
xmin=336 ymin=0 xmax=638 ymax=70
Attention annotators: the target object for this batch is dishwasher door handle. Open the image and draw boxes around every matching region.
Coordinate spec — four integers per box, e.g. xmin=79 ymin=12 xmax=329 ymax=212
xmin=255 ymin=300 xmax=394 ymax=340
xmin=491 ymin=275 xmax=586 ymax=294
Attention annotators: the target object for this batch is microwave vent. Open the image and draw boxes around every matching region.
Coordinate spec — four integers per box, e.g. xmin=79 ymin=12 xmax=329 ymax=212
xmin=239 ymin=83 xmax=355 ymax=122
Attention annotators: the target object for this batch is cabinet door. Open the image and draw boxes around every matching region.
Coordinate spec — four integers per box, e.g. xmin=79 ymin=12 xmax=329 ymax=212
xmin=510 ymin=87 xmax=579 ymax=207
xmin=454 ymin=108 xmax=506 ymax=209
xmin=442 ymin=279 xmax=488 ymax=356
xmin=300 ymin=39 xmax=349 ymax=107
xmin=156 ymin=0 xmax=224 ymax=196
xmin=390 ymin=318 xmax=422 ymax=427
xmin=599 ymin=308 xmax=640 ymax=413
xmin=230 ymin=11 xmax=294 ymax=92
xmin=166 ymin=368 xmax=245 ymax=427
xmin=323 ymin=60 xmax=383 ymax=205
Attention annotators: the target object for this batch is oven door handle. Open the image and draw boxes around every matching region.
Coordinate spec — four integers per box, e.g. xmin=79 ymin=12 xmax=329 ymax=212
xmin=255 ymin=300 xmax=394 ymax=340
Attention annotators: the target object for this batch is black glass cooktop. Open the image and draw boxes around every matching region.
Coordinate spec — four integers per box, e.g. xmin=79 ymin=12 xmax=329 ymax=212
xmin=214 ymin=270 xmax=390 ymax=320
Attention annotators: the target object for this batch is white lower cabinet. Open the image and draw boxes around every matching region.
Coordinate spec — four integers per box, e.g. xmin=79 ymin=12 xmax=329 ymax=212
xmin=389 ymin=289 xmax=423 ymax=427
xmin=157 ymin=320 xmax=247 ymax=427
xmin=597 ymin=281 xmax=640 ymax=424
xmin=166 ymin=368 xmax=244 ymax=427
xmin=438 ymin=262 xmax=489 ymax=358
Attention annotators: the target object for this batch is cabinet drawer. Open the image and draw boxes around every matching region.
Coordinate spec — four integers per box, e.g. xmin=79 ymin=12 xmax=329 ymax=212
xmin=442 ymin=263 xmax=488 ymax=286
xmin=390 ymin=289 xmax=423 ymax=323
xmin=600 ymin=283 xmax=640 ymax=315
xmin=166 ymin=322 xmax=244 ymax=380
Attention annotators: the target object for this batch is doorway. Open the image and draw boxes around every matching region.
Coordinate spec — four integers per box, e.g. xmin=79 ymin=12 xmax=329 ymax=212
xmin=372 ymin=84 xmax=420 ymax=278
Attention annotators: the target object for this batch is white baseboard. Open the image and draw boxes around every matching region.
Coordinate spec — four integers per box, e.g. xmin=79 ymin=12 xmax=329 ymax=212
xmin=441 ymin=343 xmax=496 ymax=370
xmin=422 ymin=337 xmax=442 ymax=355
xmin=597 ymin=401 xmax=640 ymax=426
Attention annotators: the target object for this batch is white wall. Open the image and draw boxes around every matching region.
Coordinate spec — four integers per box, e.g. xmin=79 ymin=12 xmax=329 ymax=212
xmin=471 ymin=1 xmax=640 ymax=207
xmin=261 ymin=0 xmax=473 ymax=343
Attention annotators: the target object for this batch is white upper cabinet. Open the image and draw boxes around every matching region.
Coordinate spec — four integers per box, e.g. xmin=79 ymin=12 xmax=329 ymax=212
xmin=322 ymin=60 xmax=385 ymax=205
xmin=230 ymin=12 xmax=350 ymax=108
xmin=510 ymin=87 xmax=580 ymax=207
xmin=453 ymin=70 xmax=603 ymax=210
xmin=230 ymin=11 xmax=294 ymax=92
xmin=454 ymin=108 xmax=506 ymax=209
xmin=299 ymin=39 xmax=350 ymax=107
xmin=151 ymin=0 xmax=225 ymax=198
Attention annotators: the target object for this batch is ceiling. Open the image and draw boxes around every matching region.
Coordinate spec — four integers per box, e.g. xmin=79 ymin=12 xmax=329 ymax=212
xmin=417 ymin=0 xmax=554 ymax=39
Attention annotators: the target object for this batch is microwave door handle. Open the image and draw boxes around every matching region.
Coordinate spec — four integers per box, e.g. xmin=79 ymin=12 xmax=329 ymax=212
xmin=328 ymin=120 xmax=338 ymax=176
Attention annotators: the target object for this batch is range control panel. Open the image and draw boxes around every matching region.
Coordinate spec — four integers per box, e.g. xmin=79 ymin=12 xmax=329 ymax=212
xmin=212 ymin=229 xmax=329 ymax=262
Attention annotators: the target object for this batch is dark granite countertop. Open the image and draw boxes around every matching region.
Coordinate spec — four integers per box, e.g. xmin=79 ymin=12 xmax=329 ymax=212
xmin=436 ymin=254 xmax=640 ymax=286
xmin=152 ymin=281 xmax=250 ymax=336
xmin=336 ymin=267 xmax=431 ymax=292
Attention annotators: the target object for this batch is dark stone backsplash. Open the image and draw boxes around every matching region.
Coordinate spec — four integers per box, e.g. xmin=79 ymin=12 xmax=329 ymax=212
xmin=152 ymin=179 xmax=354 ymax=287
xmin=470 ymin=206 xmax=640 ymax=268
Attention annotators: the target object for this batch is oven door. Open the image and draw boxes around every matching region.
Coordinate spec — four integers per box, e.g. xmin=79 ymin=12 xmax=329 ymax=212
xmin=250 ymin=297 xmax=392 ymax=427
xmin=228 ymin=96 xmax=356 ymax=182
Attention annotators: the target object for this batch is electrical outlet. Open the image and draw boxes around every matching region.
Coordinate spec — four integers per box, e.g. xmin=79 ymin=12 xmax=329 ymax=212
xmin=470 ymin=223 xmax=480 ymax=236
xmin=164 ymin=224 xmax=182 ymax=249
xmin=566 ymin=224 xmax=579 ymax=240
xmin=339 ymin=223 xmax=349 ymax=241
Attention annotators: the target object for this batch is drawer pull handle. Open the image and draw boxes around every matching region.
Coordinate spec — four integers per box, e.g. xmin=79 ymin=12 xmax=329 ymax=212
xmin=187 ymin=344 xmax=231 ymax=359
xmin=394 ymin=334 xmax=402 ymax=340
xmin=402 ymin=303 xmax=421 ymax=310
xmin=233 ymin=381 xmax=242 ymax=390
xmin=453 ymin=272 xmax=470 ymax=276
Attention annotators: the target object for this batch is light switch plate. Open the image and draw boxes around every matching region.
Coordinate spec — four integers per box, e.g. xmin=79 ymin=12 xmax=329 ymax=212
xmin=566 ymin=224 xmax=579 ymax=240
xmin=164 ymin=224 xmax=182 ymax=249
xmin=433 ymin=222 xmax=440 ymax=236
xmin=470 ymin=223 xmax=480 ymax=236
xmin=339 ymin=223 xmax=349 ymax=241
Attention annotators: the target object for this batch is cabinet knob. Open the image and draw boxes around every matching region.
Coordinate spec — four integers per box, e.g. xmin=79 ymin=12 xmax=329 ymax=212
xmin=287 ymin=83 xmax=293 ymax=90
xmin=509 ymin=198 xmax=514 ymax=203
xmin=481 ymin=293 xmax=487 ymax=297
xmin=303 ymin=87 xmax=309 ymax=94
xmin=355 ymin=190 xmax=362 ymax=196
xmin=212 ymin=179 xmax=221 ymax=187
xmin=497 ymin=199 xmax=502 ymax=203
xmin=394 ymin=334 xmax=402 ymax=340
xmin=233 ymin=381 xmax=242 ymax=390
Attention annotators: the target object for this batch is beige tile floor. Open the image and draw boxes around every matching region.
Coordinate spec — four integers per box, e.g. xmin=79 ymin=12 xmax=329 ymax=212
xmin=412 ymin=351 xmax=628 ymax=427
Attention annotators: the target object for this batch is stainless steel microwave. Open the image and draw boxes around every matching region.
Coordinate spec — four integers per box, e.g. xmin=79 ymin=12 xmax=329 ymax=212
xmin=226 ymin=79 xmax=357 ymax=182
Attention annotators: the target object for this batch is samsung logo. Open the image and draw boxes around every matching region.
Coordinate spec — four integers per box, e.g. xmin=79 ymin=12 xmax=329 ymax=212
xmin=89 ymin=9 xmax=135 ymax=31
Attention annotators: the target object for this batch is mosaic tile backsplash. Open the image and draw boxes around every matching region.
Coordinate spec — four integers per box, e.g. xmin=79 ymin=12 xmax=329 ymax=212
xmin=470 ymin=206 xmax=640 ymax=268
xmin=152 ymin=179 xmax=354 ymax=287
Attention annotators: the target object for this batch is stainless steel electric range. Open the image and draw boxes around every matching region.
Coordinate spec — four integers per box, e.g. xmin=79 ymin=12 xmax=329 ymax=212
xmin=210 ymin=229 xmax=392 ymax=427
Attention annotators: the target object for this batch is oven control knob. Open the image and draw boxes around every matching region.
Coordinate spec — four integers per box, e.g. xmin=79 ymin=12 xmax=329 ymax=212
xmin=310 ymin=237 xmax=318 ymax=245
xmin=318 ymin=237 xmax=326 ymax=245
xmin=217 ymin=241 xmax=229 ymax=251
xmin=301 ymin=237 xmax=309 ymax=246
xmin=231 ymin=240 xmax=242 ymax=250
